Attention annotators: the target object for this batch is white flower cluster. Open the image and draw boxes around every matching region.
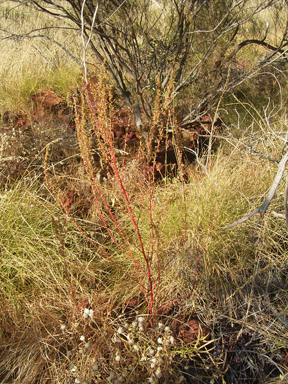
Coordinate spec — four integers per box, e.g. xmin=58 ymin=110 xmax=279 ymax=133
xmin=137 ymin=316 xmax=145 ymax=331
xmin=107 ymin=370 xmax=128 ymax=383
xmin=111 ymin=315 xmax=177 ymax=383
xmin=62 ymin=311 xmax=183 ymax=384
xmin=68 ymin=339 xmax=99 ymax=384
xmin=82 ymin=307 xmax=94 ymax=320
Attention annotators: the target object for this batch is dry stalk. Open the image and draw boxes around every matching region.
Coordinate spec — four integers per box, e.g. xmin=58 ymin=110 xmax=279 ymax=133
xmin=43 ymin=69 xmax=188 ymax=318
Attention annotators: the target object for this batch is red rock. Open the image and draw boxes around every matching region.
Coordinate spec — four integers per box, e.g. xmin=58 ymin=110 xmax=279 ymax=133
xmin=31 ymin=88 xmax=63 ymax=109
xmin=14 ymin=116 xmax=28 ymax=128
xmin=172 ymin=318 xmax=209 ymax=343
xmin=124 ymin=296 xmax=140 ymax=309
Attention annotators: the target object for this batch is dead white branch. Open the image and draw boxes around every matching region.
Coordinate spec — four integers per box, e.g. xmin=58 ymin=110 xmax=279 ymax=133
xmin=220 ymin=151 xmax=288 ymax=230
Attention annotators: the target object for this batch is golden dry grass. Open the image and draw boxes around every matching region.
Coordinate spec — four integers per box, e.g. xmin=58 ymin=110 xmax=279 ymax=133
xmin=0 ymin=1 xmax=287 ymax=382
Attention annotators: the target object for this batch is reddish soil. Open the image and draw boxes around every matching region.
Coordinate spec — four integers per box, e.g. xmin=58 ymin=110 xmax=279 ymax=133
xmin=1 ymin=86 xmax=222 ymax=185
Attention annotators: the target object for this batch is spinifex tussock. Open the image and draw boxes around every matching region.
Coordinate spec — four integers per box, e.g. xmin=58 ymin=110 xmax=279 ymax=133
xmin=1 ymin=141 xmax=288 ymax=383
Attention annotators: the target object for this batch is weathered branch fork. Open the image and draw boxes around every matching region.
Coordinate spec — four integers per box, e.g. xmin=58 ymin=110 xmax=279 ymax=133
xmin=220 ymin=151 xmax=288 ymax=231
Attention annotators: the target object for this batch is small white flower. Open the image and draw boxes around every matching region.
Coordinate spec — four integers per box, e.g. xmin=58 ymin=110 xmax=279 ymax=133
xmin=83 ymin=308 xmax=90 ymax=318
xmin=89 ymin=309 xmax=94 ymax=318
xmin=117 ymin=327 xmax=124 ymax=334
xmin=127 ymin=334 xmax=133 ymax=343
xmin=155 ymin=367 xmax=162 ymax=379
xmin=60 ymin=324 xmax=65 ymax=330
xmin=71 ymin=365 xmax=77 ymax=372
xmin=150 ymin=362 xmax=155 ymax=369
xmin=138 ymin=325 xmax=144 ymax=332
xmin=157 ymin=337 xmax=163 ymax=344
xmin=75 ymin=379 xmax=80 ymax=384
xmin=165 ymin=326 xmax=170 ymax=332
xmin=80 ymin=335 xmax=85 ymax=342
xmin=92 ymin=365 xmax=98 ymax=371
xmin=79 ymin=348 xmax=83 ymax=354
xmin=157 ymin=346 xmax=163 ymax=352
xmin=84 ymin=342 xmax=90 ymax=348
xmin=132 ymin=321 xmax=137 ymax=328
xmin=107 ymin=372 xmax=116 ymax=381
xmin=158 ymin=358 xmax=164 ymax=364
xmin=138 ymin=316 xmax=145 ymax=323
xmin=148 ymin=348 xmax=155 ymax=355
xmin=115 ymin=354 xmax=121 ymax=362
xmin=133 ymin=344 xmax=139 ymax=351
xmin=158 ymin=322 xmax=163 ymax=328
xmin=113 ymin=334 xmax=121 ymax=343
xmin=170 ymin=336 xmax=175 ymax=344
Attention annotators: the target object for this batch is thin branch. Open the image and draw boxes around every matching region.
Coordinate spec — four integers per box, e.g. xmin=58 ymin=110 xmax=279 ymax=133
xmin=220 ymin=151 xmax=288 ymax=230
xmin=285 ymin=174 xmax=288 ymax=228
xmin=80 ymin=0 xmax=100 ymax=85
xmin=233 ymin=38 xmax=288 ymax=56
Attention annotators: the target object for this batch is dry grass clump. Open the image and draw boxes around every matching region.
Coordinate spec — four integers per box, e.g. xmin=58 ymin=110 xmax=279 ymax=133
xmin=1 ymin=68 xmax=287 ymax=382
xmin=1 ymin=141 xmax=287 ymax=383
xmin=0 ymin=175 xmax=208 ymax=382
xmin=0 ymin=66 xmax=287 ymax=383
xmin=0 ymin=2 xmax=82 ymax=114
xmin=0 ymin=1 xmax=287 ymax=380
xmin=1 ymin=288 xmax=213 ymax=384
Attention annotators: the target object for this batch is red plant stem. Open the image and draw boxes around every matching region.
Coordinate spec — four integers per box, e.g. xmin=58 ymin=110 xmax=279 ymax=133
xmin=82 ymin=90 xmax=155 ymax=313
xmin=76 ymin=102 xmax=147 ymax=278
xmin=62 ymin=197 xmax=137 ymax=280
xmin=85 ymin=91 xmax=141 ymax=249
xmin=45 ymin=148 xmax=150 ymax=306
xmin=109 ymin=148 xmax=154 ymax=314
xmin=85 ymin=144 xmax=147 ymax=277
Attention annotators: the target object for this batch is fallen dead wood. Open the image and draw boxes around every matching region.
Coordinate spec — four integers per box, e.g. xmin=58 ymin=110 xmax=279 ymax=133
xmin=220 ymin=151 xmax=288 ymax=231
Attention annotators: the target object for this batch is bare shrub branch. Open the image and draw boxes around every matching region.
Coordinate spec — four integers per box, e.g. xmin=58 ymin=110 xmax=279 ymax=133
xmin=2 ymin=0 xmax=287 ymax=126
